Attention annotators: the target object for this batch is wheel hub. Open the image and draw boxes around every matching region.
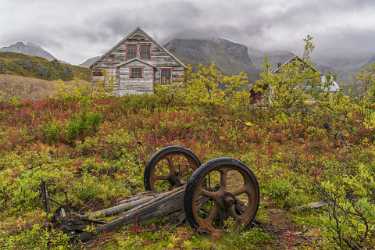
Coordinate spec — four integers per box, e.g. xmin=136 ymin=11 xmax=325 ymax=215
xmin=217 ymin=192 xmax=236 ymax=210
xmin=168 ymin=172 xmax=183 ymax=187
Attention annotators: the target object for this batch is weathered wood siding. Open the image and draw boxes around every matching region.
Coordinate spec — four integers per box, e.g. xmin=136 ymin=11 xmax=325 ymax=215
xmin=91 ymin=68 xmax=118 ymax=90
xmin=91 ymin=28 xmax=185 ymax=95
xmin=117 ymin=61 xmax=154 ymax=95
xmin=154 ymin=66 xmax=185 ymax=84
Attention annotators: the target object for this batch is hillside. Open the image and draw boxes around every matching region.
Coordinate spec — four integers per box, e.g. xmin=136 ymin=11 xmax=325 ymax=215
xmin=360 ymin=55 xmax=375 ymax=71
xmin=164 ymin=38 xmax=259 ymax=80
xmin=80 ymin=56 xmax=100 ymax=68
xmin=0 ymin=75 xmax=56 ymax=100
xmin=0 ymin=41 xmax=56 ymax=61
xmin=0 ymin=74 xmax=90 ymax=100
xmin=0 ymin=52 xmax=90 ymax=81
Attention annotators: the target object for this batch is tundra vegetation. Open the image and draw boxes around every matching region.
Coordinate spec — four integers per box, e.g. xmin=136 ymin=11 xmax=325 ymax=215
xmin=0 ymin=52 xmax=90 ymax=81
xmin=0 ymin=41 xmax=374 ymax=250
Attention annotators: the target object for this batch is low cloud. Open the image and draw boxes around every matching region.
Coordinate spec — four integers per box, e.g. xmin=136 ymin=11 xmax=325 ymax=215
xmin=1 ymin=0 xmax=375 ymax=64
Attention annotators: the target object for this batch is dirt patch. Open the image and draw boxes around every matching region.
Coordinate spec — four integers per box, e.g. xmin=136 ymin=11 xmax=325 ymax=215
xmin=259 ymin=208 xmax=318 ymax=249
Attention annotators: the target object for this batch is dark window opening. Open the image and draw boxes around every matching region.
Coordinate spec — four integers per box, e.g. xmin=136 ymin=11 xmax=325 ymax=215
xmin=160 ymin=68 xmax=172 ymax=84
xmin=140 ymin=44 xmax=151 ymax=59
xmin=130 ymin=67 xmax=143 ymax=79
xmin=127 ymin=45 xmax=137 ymax=59
xmin=93 ymin=69 xmax=104 ymax=76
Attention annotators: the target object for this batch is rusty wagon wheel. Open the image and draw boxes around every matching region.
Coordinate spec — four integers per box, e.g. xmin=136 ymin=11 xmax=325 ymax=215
xmin=184 ymin=158 xmax=260 ymax=235
xmin=144 ymin=146 xmax=201 ymax=192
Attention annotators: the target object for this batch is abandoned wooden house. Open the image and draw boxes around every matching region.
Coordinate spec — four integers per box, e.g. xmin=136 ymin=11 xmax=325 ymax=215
xmin=90 ymin=27 xmax=186 ymax=95
xmin=250 ymin=55 xmax=340 ymax=104
xmin=272 ymin=55 xmax=340 ymax=92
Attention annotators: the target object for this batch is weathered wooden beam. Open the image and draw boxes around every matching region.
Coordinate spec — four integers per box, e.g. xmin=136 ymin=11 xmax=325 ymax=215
xmin=87 ymin=194 xmax=158 ymax=218
xmin=79 ymin=186 xmax=186 ymax=241
xmin=116 ymin=192 xmax=156 ymax=204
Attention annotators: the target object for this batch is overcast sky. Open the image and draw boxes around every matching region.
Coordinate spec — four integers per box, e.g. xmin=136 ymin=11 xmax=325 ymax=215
xmin=1 ymin=0 xmax=375 ymax=64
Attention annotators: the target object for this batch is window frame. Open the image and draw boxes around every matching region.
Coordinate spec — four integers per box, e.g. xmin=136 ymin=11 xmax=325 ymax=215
xmin=92 ymin=69 xmax=104 ymax=77
xmin=140 ymin=44 xmax=151 ymax=59
xmin=129 ymin=67 xmax=144 ymax=79
xmin=160 ymin=68 xmax=172 ymax=84
xmin=126 ymin=44 xmax=138 ymax=60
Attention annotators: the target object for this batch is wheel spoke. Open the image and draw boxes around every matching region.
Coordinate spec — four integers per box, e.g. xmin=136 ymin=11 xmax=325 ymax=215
xmin=153 ymin=175 xmax=169 ymax=181
xmin=200 ymin=188 xmax=220 ymax=200
xmin=166 ymin=156 xmax=176 ymax=173
xmin=206 ymin=203 xmax=219 ymax=223
xmin=220 ymin=168 xmax=228 ymax=189
xmin=179 ymin=164 xmax=189 ymax=176
xmin=232 ymin=185 xmax=248 ymax=196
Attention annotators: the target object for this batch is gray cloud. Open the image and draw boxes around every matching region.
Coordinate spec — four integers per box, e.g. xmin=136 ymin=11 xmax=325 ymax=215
xmin=1 ymin=0 xmax=375 ymax=64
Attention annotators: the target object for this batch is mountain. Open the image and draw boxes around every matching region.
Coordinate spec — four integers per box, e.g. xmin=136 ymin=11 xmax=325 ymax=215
xmin=361 ymin=55 xmax=375 ymax=69
xmin=313 ymin=54 xmax=373 ymax=83
xmin=248 ymin=48 xmax=336 ymax=75
xmin=249 ymin=49 xmax=296 ymax=70
xmin=164 ymin=38 xmax=259 ymax=80
xmin=0 ymin=52 xmax=90 ymax=81
xmin=0 ymin=41 xmax=56 ymax=61
xmin=80 ymin=56 xmax=100 ymax=68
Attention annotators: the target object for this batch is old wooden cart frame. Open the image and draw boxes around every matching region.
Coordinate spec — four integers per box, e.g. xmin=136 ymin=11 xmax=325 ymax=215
xmin=40 ymin=146 xmax=260 ymax=241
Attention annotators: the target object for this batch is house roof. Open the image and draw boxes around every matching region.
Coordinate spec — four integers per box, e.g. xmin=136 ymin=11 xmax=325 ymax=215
xmin=90 ymin=27 xmax=186 ymax=69
xmin=272 ymin=55 xmax=319 ymax=74
xmin=116 ymin=58 xmax=156 ymax=68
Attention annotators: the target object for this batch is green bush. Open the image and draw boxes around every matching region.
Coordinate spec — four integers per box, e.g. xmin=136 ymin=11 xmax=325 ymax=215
xmin=65 ymin=112 xmax=102 ymax=142
xmin=319 ymin=161 xmax=375 ymax=249
xmin=264 ymin=178 xmax=310 ymax=209
xmin=41 ymin=121 xmax=61 ymax=144
xmin=0 ymin=224 xmax=70 ymax=250
xmin=122 ymin=94 xmax=161 ymax=111
xmin=41 ymin=112 xmax=102 ymax=144
xmin=264 ymin=179 xmax=291 ymax=207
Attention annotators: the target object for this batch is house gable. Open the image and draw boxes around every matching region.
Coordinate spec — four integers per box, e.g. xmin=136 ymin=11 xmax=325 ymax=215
xmin=91 ymin=27 xmax=186 ymax=96
xmin=91 ymin=27 xmax=186 ymax=69
xmin=272 ymin=56 xmax=319 ymax=74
